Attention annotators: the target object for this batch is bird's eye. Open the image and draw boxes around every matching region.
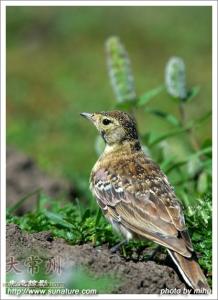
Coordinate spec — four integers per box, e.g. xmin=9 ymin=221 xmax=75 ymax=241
xmin=102 ymin=118 xmax=112 ymax=125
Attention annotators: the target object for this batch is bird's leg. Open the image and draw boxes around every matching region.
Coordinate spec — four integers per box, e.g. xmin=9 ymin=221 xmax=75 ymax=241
xmin=143 ymin=245 xmax=162 ymax=260
xmin=110 ymin=240 xmax=127 ymax=253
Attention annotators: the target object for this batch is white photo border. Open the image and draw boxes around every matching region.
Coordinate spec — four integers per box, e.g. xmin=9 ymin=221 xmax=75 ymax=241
xmin=1 ymin=1 xmax=217 ymax=299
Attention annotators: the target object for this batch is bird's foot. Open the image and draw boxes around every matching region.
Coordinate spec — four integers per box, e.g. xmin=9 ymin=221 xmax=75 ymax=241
xmin=110 ymin=240 xmax=127 ymax=253
xmin=142 ymin=245 xmax=162 ymax=261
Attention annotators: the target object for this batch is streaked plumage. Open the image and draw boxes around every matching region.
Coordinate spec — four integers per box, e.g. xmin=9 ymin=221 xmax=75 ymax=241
xmin=81 ymin=110 xmax=209 ymax=291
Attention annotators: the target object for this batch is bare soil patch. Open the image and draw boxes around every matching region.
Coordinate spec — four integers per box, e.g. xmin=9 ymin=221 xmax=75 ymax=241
xmin=6 ymin=224 xmax=185 ymax=294
xmin=7 ymin=147 xmax=76 ymax=214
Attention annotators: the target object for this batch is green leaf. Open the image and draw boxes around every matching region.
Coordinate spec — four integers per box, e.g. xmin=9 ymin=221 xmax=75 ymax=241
xmin=201 ymin=138 xmax=212 ymax=149
xmin=137 ymin=85 xmax=164 ymax=106
xmin=192 ymin=232 xmax=202 ymax=241
xmin=44 ymin=211 xmax=75 ymax=230
xmin=164 ymin=160 xmax=188 ymax=174
xmin=115 ymin=99 xmax=137 ymax=111
xmin=191 ymin=146 xmax=212 ymax=159
xmin=95 ymin=207 xmax=102 ymax=227
xmin=148 ymin=126 xmax=189 ymax=146
xmin=179 ymin=190 xmax=195 ymax=211
xmin=75 ymin=197 xmax=83 ymax=220
xmin=144 ymin=108 xmax=181 ymax=126
xmin=186 ymin=86 xmax=200 ymax=102
xmin=186 ymin=147 xmax=211 ymax=176
xmin=141 ymin=132 xmax=151 ymax=144
xmin=145 ymin=111 xmax=211 ymax=147
xmin=187 ymin=157 xmax=202 ymax=177
xmin=81 ymin=209 xmax=91 ymax=223
xmin=197 ymin=172 xmax=208 ymax=194
xmin=160 ymin=158 xmax=175 ymax=171
xmin=7 ymin=188 xmax=41 ymax=214
xmin=36 ymin=192 xmax=49 ymax=212
xmin=193 ymin=110 xmax=212 ymax=127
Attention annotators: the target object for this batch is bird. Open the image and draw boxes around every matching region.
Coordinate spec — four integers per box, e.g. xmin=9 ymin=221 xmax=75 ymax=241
xmin=80 ymin=110 xmax=209 ymax=291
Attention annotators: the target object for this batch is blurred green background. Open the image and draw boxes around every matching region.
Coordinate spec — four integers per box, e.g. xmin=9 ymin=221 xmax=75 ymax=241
xmin=6 ymin=6 xmax=212 ymax=181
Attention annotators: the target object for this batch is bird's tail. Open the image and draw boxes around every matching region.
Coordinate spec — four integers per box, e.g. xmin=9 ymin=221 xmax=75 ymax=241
xmin=167 ymin=249 xmax=210 ymax=292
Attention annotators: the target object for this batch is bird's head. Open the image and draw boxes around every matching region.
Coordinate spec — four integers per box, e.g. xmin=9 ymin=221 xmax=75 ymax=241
xmin=80 ymin=110 xmax=139 ymax=145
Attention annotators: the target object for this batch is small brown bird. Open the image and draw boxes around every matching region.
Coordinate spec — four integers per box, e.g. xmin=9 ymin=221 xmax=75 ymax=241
xmin=81 ymin=110 xmax=209 ymax=291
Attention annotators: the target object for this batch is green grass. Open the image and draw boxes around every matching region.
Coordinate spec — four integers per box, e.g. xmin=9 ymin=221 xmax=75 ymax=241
xmin=7 ymin=192 xmax=119 ymax=246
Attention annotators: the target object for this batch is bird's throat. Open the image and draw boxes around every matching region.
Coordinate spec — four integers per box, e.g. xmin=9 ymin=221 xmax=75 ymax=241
xmin=103 ymin=139 xmax=141 ymax=155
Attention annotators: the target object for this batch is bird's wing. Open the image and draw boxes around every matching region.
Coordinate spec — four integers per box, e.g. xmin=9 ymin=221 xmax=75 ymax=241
xmin=91 ymin=155 xmax=193 ymax=257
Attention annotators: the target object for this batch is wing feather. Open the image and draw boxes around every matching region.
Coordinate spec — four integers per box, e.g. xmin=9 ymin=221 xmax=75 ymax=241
xmin=91 ymin=154 xmax=193 ymax=256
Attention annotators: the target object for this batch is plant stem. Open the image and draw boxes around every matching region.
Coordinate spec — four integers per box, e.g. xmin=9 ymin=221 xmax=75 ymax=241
xmin=179 ymin=101 xmax=200 ymax=152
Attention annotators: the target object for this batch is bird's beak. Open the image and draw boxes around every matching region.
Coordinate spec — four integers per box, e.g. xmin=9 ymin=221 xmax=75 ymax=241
xmin=80 ymin=112 xmax=94 ymax=122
